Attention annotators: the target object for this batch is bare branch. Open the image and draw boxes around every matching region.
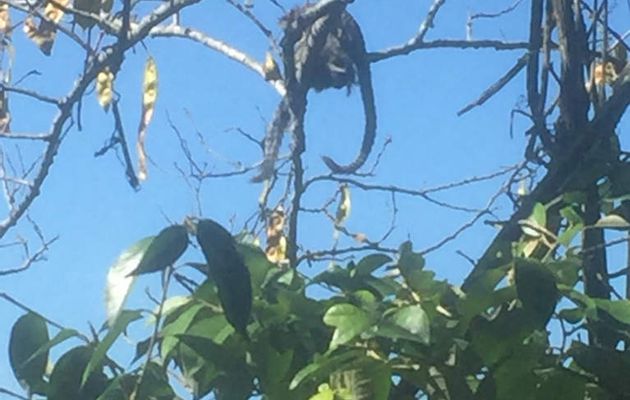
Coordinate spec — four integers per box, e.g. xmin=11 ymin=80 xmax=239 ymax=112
xmin=150 ymin=24 xmax=286 ymax=96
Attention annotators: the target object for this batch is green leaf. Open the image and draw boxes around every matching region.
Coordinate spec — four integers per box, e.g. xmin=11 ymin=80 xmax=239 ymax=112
xmin=130 ymin=224 xmax=189 ymax=275
xmin=536 ymin=368 xmax=587 ymax=399
xmin=381 ymin=305 xmax=430 ymax=344
xmin=82 ymin=310 xmax=142 ymax=386
xmin=95 ymin=374 xmax=136 ymax=400
xmin=21 ymin=328 xmax=80 ymax=369
xmin=397 ymin=241 xmax=425 ymax=271
xmin=570 ymin=342 xmax=630 ymax=397
xmin=522 ymin=203 xmax=546 ymax=237
xmin=135 ymin=362 xmax=176 ymax=400
xmin=351 ymin=254 xmax=392 ymax=277
xmin=160 ymin=303 xmax=204 ymax=358
xmin=558 ymin=307 xmax=585 ymax=324
xmin=196 ymin=219 xmax=252 ymax=336
xmin=323 ymin=304 xmax=372 ymax=350
xmin=515 ymin=258 xmax=558 ymax=325
xmin=237 ymin=242 xmax=275 ymax=296
xmin=49 ymin=346 xmax=108 ymax=400
xmin=309 ymin=384 xmax=335 ymax=400
xmin=594 ymin=299 xmax=630 ymax=324
xmin=105 ymin=236 xmax=153 ymax=325
xmin=9 ymin=313 xmax=49 ymax=394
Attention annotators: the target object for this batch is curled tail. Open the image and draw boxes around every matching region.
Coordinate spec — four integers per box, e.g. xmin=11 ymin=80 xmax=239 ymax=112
xmin=322 ymin=58 xmax=377 ymax=174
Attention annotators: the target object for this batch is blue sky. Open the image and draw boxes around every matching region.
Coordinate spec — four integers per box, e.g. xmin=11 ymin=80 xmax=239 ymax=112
xmin=1 ymin=0 xmax=628 ymax=395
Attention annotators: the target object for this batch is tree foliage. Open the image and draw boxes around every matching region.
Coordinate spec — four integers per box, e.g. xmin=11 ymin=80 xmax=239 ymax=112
xmin=1 ymin=0 xmax=630 ymax=399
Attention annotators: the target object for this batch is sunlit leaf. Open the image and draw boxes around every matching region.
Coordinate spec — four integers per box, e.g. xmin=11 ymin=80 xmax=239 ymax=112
xmin=323 ymin=303 xmax=372 ymax=350
xmin=104 ymin=236 xmax=153 ymax=326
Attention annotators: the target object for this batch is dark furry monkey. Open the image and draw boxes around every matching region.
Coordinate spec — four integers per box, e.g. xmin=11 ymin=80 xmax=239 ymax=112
xmin=253 ymin=2 xmax=376 ymax=181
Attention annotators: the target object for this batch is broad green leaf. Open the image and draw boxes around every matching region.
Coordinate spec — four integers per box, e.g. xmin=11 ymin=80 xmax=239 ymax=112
xmin=558 ymin=307 xmax=585 ymax=324
xmin=160 ymin=303 xmax=204 ymax=358
xmin=570 ymin=342 xmax=630 ymax=397
xmin=185 ymin=314 xmax=235 ymax=344
xmin=323 ymin=304 xmax=372 ymax=350
xmin=49 ymin=346 xmax=108 ymax=400
xmin=594 ymin=299 xmax=630 ymax=324
xmin=521 ymin=203 xmax=546 ymax=237
xmin=130 ymin=224 xmax=188 ymax=275
xmin=196 ymin=218 xmax=252 ymax=336
xmin=536 ymin=368 xmax=587 ymax=399
xmin=351 ymin=254 xmax=392 ymax=277
xmin=515 ymin=258 xmax=557 ymax=325
xmin=387 ymin=305 xmax=430 ymax=344
xmin=82 ymin=310 xmax=142 ymax=386
xmin=237 ymin=242 xmax=275 ymax=296
xmin=105 ymin=236 xmax=153 ymax=326
xmin=177 ymin=334 xmax=245 ymax=372
xmin=397 ymin=241 xmax=425 ymax=271
xmin=9 ymin=313 xmax=49 ymax=394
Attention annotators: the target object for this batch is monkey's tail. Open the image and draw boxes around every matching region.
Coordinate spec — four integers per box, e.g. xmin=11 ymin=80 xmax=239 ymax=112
xmin=322 ymin=61 xmax=376 ymax=174
xmin=252 ymin=100 xmax=291 ymax=182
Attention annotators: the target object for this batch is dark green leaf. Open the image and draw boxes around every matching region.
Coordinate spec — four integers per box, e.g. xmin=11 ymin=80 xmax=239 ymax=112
xmin=570 ymin=342 xmax=630 ymax=397
xmin=9 ymin=312 xmax=49 ymax=394
xmin=515 ymin=259 xmax=558 ymax=326
xmin=136 ymin=362 xmax=176 ymax=400
xmin=594 ymin=299 xmax=630 ymax=325
xmin=536 ymin=368 xmax=587 ymax=399
xmin=351 ymin=254 xmax=392 ymax=277
xmin=397 ymin=241 xmax=425 ymax=271
xmin=21 ymin=328 xmax=80 ymax=370
xmin=95 ymin=374 xmax=136 ymax=400
xmin=558 ymin=307 xmax=585 ymax=324
xmin=196 ymin=219 xmax=252 ymax=336
xmin=49 ymin=346 xmax=108 ymax=400
xmin=129 ymin=224 xmax=189 ymax=275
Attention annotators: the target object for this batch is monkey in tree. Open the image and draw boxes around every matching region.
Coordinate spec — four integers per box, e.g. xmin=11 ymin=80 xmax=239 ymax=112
xmin=252 ymin=1 xmax=377 ymax=182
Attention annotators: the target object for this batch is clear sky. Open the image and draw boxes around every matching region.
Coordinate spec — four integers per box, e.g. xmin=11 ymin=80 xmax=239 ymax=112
xmin=1 ymin=0 xmax=628 ymax=395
